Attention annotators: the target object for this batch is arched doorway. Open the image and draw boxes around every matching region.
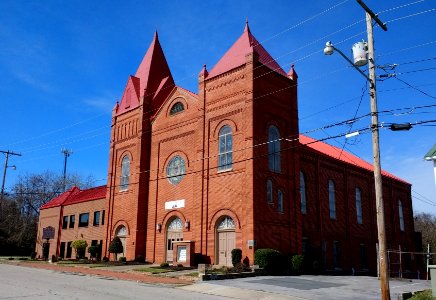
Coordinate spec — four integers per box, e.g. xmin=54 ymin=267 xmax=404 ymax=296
xmin=216 ymin=216 xmax=236 ymax=266
xmin=166 ymin=217 xmax=183 ymax=262
xmin=115 ymin=225 xmax=128 ymax=258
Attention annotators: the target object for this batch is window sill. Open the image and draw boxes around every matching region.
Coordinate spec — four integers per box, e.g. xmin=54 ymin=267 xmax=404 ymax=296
xmin=217 ymin=168 xmax=233 ymax=174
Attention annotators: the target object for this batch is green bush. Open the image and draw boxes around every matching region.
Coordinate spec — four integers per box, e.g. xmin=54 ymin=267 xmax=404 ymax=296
xmin=72 ymin=240 xmax=88 ymax=259
xmin=108 ymin=237 xmax=123 ymax=261
xmin=231 ymin=248 xmax=242 ymax=267
xmin=119 ymin=257 xmax=126 ymax=263
xmin=102 ymin=256 xmax=109 ymax=262
xmin=254 ymin=248 xmax=284 ymax=274
xmin=160 ymin=262 xmax=169 ymax=268
xmin=291 ymin=255 xmax=304 ymax=273
xmin=87 ymin=245 xmax=100 ymax=259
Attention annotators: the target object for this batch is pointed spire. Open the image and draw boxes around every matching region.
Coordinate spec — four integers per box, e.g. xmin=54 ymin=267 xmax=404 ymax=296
xmin=244 ymin=18 xmax=250 ymax=33
xmin=199 ymin=64 xmax=208 ymax=78
xmin=288 ymin=64 xmax=298 ymax=80
xmin=208 ymin=23 xmax=287 ymax=79
xmin=154 ymin=30 xmax=158 ymax=40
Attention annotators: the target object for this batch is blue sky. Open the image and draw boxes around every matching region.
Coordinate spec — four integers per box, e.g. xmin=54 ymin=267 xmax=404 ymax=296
xmin=0 ymin=0 xmax=435 ymax=214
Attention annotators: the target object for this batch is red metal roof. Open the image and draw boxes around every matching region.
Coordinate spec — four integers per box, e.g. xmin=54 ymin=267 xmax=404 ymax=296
xmin=40 ymin=187 xmax=80 ymax=210
xmin=299 ymin=134 xmax=409 ymax=184
xmin=40 ymin=185 xmax=106 ymax=210
xmin=63 ymin=185 xmax=106 ymax=206
xmin=207 ymin=22 xmax=287 ymax=79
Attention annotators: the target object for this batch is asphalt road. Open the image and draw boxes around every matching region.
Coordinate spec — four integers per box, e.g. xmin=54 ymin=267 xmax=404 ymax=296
xmin=0 ymin=264 xmax=226 ymax=300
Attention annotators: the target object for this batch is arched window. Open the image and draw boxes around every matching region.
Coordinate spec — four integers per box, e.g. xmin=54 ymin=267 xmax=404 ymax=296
xmin=170 ymin=102 xmax=184 ymax=115
xmin=120 ymin=155 xmax=130 ymax=191
xmin=399 ymin=200 xmax=405 ymax=231
xmin=328 ymin=180 xmax=336 ymax=219
xmin=218 ymin=125 xmax=232 ymax=171
xmin=300 ymin=172 xmax=307 ymax=214
xmin=268 ymin=125 xmax=281 ymax=172
xmin=266 ymin=179 xmax=273 ymax=203
xmin=355 ymin=187 xmax=363 ymax=224
xmin=277 ymin=190 xmax=284 ymax=213
xmin=168 ymin=217 xmax=183 ymax=230
xmin=217 ymin=216 xmax=235 ymax=230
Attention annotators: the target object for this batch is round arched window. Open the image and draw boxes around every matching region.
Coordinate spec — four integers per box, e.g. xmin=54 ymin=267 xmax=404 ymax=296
xmin=166 ymin=156 xmax=186 ymax=184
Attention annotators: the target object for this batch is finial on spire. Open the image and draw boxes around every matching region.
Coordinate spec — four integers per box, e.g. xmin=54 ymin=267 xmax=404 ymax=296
xmin=199 ymin=64 xmax=208 ymax=78
xmin=288 ymin=64 xmax=298 ymax=80
xmin=154 ymin=30 xmax=158 ymax=40
xmin=244 ymin=18 xmax=250 ymax=33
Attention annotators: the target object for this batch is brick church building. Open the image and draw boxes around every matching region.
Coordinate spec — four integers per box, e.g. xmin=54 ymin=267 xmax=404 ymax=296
xmin=36 ymin=23 xmax=416 ymax=273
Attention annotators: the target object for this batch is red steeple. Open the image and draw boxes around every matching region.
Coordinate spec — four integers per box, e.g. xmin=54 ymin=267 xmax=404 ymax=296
xmin=207 ymin=21 xmax=287 ymax=79
xmin=116 ymin=31 xmax=175 ymax=116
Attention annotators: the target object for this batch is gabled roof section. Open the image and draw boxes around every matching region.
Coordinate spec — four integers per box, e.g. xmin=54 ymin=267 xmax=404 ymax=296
xmin=63 ymin=185 xmax=106 ymax=206
xmin=150 ymin=85 xmax=198 ymax=121
xmin=299 ymin=135 xmax=410 ymax=184
xmin=115 ymin=75 xmax=140 ymax=115
xmin=39 ymin=186 xmax=106 ymax=210
xmin=40 ymin=187 xmax=80 ymax=210
xmin=207 ymin=22 xmax=287 ymax=79
xmin=116 ymin=31 xmax=175 ymax=117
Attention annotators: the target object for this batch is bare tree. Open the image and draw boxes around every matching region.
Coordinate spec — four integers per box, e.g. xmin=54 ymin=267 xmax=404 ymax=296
xmin=0 ymin=171 xmax=95 ymax=255
xmin=414 ymin=212 xmax=436 ymax=253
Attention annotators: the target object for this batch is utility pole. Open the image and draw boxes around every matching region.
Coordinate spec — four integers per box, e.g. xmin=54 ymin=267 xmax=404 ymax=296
xmin=61 ymin=149 xmax=73 ymax=192
xmin=0 ymin=150 xmax=22 ymax=214
xmin=357 ymin=1 xmax=390 ymax=299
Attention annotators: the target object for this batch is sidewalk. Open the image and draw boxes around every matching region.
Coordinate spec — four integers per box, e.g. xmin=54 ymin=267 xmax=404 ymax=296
xmin=3 ymin=260 xmax=194 ymax=286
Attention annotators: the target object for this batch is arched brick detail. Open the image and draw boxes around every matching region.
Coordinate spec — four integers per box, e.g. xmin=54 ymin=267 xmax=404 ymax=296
xmin=208 ymin=209 xmax=241 ymax=230
xmin=111 ymin=220 xmax=130 ymax=239
xmin=166 ymin=96 xmax=188 ymax=117
xmin=161 ymin=210 xmax=187 ymax=229
xmin=212 ymin=119 xmax=238 ymax=138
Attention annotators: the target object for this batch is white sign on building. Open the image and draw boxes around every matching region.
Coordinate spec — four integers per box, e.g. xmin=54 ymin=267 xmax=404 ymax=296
xmin=165 ymin=199 xmax=185 ymax=210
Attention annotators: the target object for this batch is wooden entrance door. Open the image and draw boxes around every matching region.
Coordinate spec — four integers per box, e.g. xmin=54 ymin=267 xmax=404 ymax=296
xmin=166 ymin=217 xmax=183 ymax=263
xmin=218 ymin=231 xmax=235 ymax=266
xmin=166 ymin=231 xmax=183 ymax=262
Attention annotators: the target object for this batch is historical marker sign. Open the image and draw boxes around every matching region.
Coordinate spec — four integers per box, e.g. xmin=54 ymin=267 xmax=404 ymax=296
xmin=42 ymin=226 xmax=55 ymax=240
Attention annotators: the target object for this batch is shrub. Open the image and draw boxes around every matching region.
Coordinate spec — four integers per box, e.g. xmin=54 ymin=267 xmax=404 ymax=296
xmin=30 ymin=252 xmax=36 ymax=260
xmin=51 ymin=255 xmax=58 ymax=263
xmin=160 ymin=262 xmax=169 ymax=268
xmin=254 ymin=248 xmax=284 ymax=274
xmin=231 ymin=248 xmax=242 ymax=267
xmin=108 ymin=237 xmax=123 ymax=261
xmin=119 ymin=257 xmax=126 ymax=263
xmin=71 ymin=240 xmax=88 ymax=259
xmin=102 ymin=256 xmax=109 ymax=262
xmin=87 ymin=245 xmax=99 ymax=259
xmin=291 ymin=255 xmax=304 ymax=274
xmin=177 ymin=264 xmax=183 ymax=268
xmin=8 ymin=257 xmax=14 ymax=260
xmin=18 ymin=257 xmax=28 ymax=261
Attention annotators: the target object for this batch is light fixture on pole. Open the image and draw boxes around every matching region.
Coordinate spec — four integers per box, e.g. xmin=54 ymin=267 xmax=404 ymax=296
xmin=324 ymin=1 xmax=390 ymax=297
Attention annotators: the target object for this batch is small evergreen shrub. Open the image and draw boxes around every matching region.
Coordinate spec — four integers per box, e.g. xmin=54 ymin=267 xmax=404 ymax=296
xmin=177 ymin=264 xmax=183 ymax=268
xmin=108 ymin=237 xmax=123 ymax=261
xmin=254 ymin=248 xmax=284 ymax=274
xmin=102 ymin=256 xmax=109 ymax=262
xmin=119 ymin=257 xmax=126 ymax=263
xmin=87 ymin=245 xmax=99 ymax=259
xmin=160 ymin=262 xmax=169 ymax=268
xmin=231 ymin=248 xmax=242 ymax=267
xmin=291 ymin=255 xmax=304 ymax=274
